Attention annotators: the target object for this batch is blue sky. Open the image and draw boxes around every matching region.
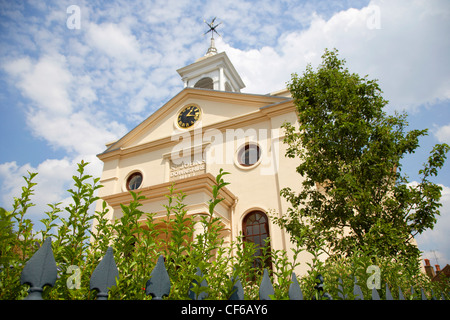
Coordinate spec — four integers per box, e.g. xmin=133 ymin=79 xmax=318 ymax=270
xmin=1 ymin=0 xmax=449 ymax=267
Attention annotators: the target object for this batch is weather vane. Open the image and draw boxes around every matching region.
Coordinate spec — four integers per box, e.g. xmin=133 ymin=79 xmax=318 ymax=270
xmin=204 ymin=17 xmax=221 ymax=39
xmin=203 ymin=17 xmax=221 ymax=56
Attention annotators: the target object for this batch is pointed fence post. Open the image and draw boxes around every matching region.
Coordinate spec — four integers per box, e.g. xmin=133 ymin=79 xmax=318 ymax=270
xmin=259 ymin=269 xmax=274 ymax=300
xmin=353 ymin=277 xmax=364 ymax=300
xmin=430 ymin=289 xmax=437 ymax=300
xmin=337 ymin=277 xmax=347 ymax=300
xmin=314 ymin=274 xmax=332 ymax=300
xmin=385 ymin=283 xmax=393 ymax=300
xmin=420 ymin=288 xmax=427 ymax=300
xmin=146 ymin=255 xmax=171 ymax=300
xmin=371 ymin=287 xmax=380 ymax=300
xmin=288 ymin=273 xmax=303 ymax=300
xmin=89 ymin=247 xmax=119 ymax=300
xmin=410 ymin=285 xmax=416 ymax=300
xmin=229 ymin=275 xmax=244 ymax=300
xmin=189 ymin=267 xmax=208 ymax=300
xmin=20 ymin=237 xmax=57 ymax=300
xmin=398 ymin=287 xmax=405 ymax=300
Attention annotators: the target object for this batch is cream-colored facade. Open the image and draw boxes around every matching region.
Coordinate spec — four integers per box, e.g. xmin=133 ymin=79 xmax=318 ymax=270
xmin=93 ymin=45 xmax=313 ymax=276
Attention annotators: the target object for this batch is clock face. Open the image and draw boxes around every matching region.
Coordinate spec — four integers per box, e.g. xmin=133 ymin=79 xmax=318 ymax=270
xmin=177 ymin=105 xmax=201 ymax=128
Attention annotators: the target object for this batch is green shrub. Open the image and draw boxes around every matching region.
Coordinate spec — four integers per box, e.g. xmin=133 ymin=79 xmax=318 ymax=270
xmin=0 ymin=161 xmax=448 ymax=300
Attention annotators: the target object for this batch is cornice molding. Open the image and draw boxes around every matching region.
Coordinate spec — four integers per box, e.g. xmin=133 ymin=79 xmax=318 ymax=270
xmin=101 ymin=173 xmax=237 ymax=212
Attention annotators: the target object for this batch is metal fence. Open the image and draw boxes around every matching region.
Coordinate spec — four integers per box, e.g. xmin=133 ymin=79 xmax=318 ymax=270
xmin=19 ymin=238 xmax=447 ymax=300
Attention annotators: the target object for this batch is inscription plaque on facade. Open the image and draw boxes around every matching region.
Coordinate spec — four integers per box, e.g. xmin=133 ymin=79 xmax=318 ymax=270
xmin=170 ymin=160 xmax=206 ymax=181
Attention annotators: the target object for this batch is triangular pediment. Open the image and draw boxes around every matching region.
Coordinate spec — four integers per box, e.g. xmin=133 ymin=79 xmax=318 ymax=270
xmin=98 ymin=87 xmax=290 ymax=159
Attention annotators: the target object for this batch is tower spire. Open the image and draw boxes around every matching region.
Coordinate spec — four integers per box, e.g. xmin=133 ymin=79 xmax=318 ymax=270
xmin=177 ymin=17 xmax=244 ymax=92
xmin=203 ymin=17 xmax=221 ymax=56
xmin=206 ymin=36 xmax=217 ymax=56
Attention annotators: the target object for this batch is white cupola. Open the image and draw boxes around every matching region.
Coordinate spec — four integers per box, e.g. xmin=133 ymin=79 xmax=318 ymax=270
xmin=176 ymin=20 xmax=245 ymax=92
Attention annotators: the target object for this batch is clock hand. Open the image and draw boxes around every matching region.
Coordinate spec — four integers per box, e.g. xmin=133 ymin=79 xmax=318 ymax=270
xmin=186 ymin=108 xmax=195 ymax=117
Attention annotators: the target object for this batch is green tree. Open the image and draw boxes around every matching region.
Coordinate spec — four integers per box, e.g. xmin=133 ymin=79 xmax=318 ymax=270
xmin=275 ymin=49 xmax=449 ymax=265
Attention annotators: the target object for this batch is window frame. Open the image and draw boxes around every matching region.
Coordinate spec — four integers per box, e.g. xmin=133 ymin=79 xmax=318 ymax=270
xmin=235 ymin=142 xmax=262 ymax=169
xmin=126 ymin=171 xmax=143 ymax=191
xmin=242 ymin=210 xmax=272 ymax=270
xmin=194 ymin=77 xmax=214 ymax=89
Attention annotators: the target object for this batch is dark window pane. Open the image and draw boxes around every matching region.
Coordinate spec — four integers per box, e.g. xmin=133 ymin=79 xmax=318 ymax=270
xmin=194 ymin=77 xmax=213 ymax=89
xmin=242 ymin=211 xmax=272 ymax=271
xmin=127 ymin=172 xmax=142 ymax=190
xmin=238 ymin=144 xmax=261 ymax=166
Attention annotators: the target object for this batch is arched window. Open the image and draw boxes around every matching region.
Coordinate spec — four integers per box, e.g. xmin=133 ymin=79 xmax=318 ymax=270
xmin=242 ymin=211 xmax=272 ymax=270
xmin=225 ymin=81 xmax=233 ymax=92
xmin=194 ymin=77 xmax=213 ymax=89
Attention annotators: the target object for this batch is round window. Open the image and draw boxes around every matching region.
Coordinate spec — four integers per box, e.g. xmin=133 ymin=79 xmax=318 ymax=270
xmin=237 ymin=143 xmax=261 ymax=167
xmin=126 ymin=172 xmax=143 ymax=190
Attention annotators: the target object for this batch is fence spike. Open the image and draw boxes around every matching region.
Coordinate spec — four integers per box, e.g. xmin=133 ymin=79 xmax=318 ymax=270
xmin=288 ymin=272 xmax=303 ymax=300
xmin=259 ymin=269 xmax=274 ymax=300
xmin=89 ymin=246 xmax=119 ymax=300
xmin=371 ymin=287 xmax=380 ymax=300
xmin=313 ymin=274 xmax=332 ymax=300
xmin=420 ymin=288 xmax=427 ymax=300
xmin=385 ymin=283 xmax=393 ymax=300
xmin=229 ymin=275 xmax=244 ymax=300
xmin=314 ymin=274 xmax=324 ymax=297
xmin=398 ymin=286 xmax=405 ymax=300
xmin=20 ymin=237 xmax=57 ymax=300
xmin=146 ymin=255 xmax=171 ymax=300
xmin=430 ymin=289 xmax=437 ymax=300
xmin=189 ymin=267 xmax=208 ymax=300
xmin=337 ymin=277 xmax=346 ymax=300
xmin=353 ymin=277 xmax=364 ymax=300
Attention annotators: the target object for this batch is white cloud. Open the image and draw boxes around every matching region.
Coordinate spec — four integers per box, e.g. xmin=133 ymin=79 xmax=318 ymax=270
xmin=24 ymin=109 xmax=126 ymax=156
xmin=2 ymin=52 xmax=128 ymax=156
xmin=144 ymin=0 xmax=192 ymax=25
xmin=0 ymin=161 xmax=34 ymax=207
xmin=415 ymin=184 xmax=450 ymax=265
xmin=86 ymin=22 xmax=141 ymax=62
xmin=4 ymin=54 xmax=73 ymax=115
xmin=434 ymin=124 xmax=450 ymax=144
xmin=220 ymin=0 xmax=450 ymax=113
xmin=0 ymin=13 xmax=131 ymax=227
xmin=0 ymin=159 xmax=71 ymax=217
xmin=0 ymin=154 xmax=104 ymax=229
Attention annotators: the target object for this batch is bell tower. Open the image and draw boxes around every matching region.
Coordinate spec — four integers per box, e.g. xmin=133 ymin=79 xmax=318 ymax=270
xmin=176 ymin=18 xmax=245 ymax=92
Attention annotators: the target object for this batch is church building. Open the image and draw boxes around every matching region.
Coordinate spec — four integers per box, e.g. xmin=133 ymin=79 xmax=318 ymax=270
xmin=93 ymin=30 xmax=311 ymax=276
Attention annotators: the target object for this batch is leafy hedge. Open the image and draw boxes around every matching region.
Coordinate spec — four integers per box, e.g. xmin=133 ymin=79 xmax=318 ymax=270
xmin=0 ymin=161 xmax=448 ymax=300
